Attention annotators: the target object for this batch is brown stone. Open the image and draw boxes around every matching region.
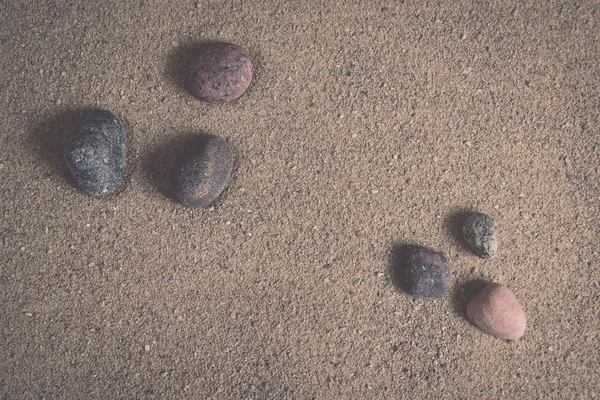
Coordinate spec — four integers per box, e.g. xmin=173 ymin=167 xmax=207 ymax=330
xmin=466 ymin=283 xmax=526 ymax=340
xmin=172 ymin=135 xmax=234 ymax=207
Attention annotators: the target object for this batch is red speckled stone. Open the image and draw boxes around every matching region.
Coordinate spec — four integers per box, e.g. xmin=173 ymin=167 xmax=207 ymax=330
xmin=186 ymin=42 xmax=252 ymax=103
xmin=467 ymin=283 xmax=526 ymax=340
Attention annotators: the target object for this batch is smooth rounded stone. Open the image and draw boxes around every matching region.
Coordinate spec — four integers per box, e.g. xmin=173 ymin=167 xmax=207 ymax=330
xmin=403 ymin=246 xmax=452 ymax=298
xmin=462 ymin=213 xmax=498 ymax=258
xmin=467 ymin=282 xmax=526 ymax=340
xmin=65 ymin=110 xmax=126 ymax=197
xmin=172 ymin=135 xmax=234 ymax=207
xmin=186 ymin=42 xmax=252 ymax=103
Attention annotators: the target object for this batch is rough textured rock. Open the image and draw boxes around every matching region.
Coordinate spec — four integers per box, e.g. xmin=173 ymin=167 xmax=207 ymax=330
xmin=172 ymin=135 xmax=234 ymax=207
xmin=186 ymin=42 xmax=252 ymax=103
xmin=462 ymin=213 xmax=498 ymax=258
xmin=402 ymin=246 xmax=452 ymax=298
xmin=467 ymin=282 xmax=526 ymax=340
xmin=65 ymin=110 xmax=126 ymax=197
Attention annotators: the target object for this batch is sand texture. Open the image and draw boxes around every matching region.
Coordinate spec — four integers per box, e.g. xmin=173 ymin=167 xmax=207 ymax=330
xmin=1 ymin=0 xmax=599 ymax=398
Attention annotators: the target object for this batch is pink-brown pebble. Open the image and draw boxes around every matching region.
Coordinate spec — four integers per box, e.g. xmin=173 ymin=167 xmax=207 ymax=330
xmin=186 ymin=42 xmax=252 ymax=103
xmin=466 ymin=283 xmax=526 ymax=340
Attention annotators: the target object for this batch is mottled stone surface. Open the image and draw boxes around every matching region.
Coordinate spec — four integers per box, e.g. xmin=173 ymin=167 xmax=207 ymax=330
xmin=65 ymin=110 xmax=126 ymax=197
xmin=186 ymin=42 xmax=252 ymax=103
xmin=403 ymin=246 xmax=452 ymax=298
xmin=173 ymin=135 xmax=234 ymax=207
xmin=467 ymin=282 xmax=526 ymax=340
xmin=462 ymin=213 xmax=498 ymax=258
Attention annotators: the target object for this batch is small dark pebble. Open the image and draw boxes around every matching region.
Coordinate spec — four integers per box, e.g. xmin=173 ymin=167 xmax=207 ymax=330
xmin=65 ymin=110 xmax=126 ymax=197
xmin=403 ymin=246 xmax=451 ymax=298
xmin=186 ymin=42 xmax=252 ymax=103
xmin=462 ymin=213 xmax=498 ymax=258
xmin=172 ymin=135 xmax=233 ymax=207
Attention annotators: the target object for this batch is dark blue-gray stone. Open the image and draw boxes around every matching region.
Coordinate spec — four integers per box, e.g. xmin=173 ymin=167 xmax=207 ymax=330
xmin=65 ymin=110 xmax=126 ymax=197
xmin=402 ymin=246 xmax=452 ymax=298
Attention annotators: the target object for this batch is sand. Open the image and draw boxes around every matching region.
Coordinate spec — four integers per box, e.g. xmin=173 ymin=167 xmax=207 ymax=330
xmin=1 ymin=0 xmax=599 ymax=398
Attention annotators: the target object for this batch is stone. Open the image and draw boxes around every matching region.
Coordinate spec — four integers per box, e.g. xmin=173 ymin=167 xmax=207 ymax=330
xmin=402 ymin=246 xmax=451 ymax=298
xmin=186 ymin=42 xmax=252 ymax=103
xmin=466 ymin=282 xmax=526 ymax=340
xmin=65 ymin=110 xmax=126 ymax=197
xmin=462 ymin=213 xmax=498 ymax=258
xmin=172 ymin=135 xmax=234 ymax=207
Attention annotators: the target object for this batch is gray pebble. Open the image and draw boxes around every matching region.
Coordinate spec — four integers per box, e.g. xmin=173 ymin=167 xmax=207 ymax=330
xmin=65 ymin=110 xmax=126 ymax=197
xmin=462 ymin=213 xmax=498 ymax=258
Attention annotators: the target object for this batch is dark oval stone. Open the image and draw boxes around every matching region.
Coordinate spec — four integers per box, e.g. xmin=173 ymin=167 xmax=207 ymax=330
xmin=172 ymin=135 xmax=234 ymax=207
xmin=186 ymin=42 xmax=252 ymax=103
xmin=402 ymin=246 xmax=451 ymax=298
xmin=65 ymin=110 xmax=126 ymax=197
xmin=462 ymin=213 xmax=498 ymax=259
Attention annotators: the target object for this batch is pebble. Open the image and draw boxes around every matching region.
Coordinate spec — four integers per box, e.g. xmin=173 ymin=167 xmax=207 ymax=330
xmin=172 ymin=135 xmax=234 ymax=207
xmin=65 ymin=110 xmax=126 ymax=197
xmin=462 ymin=212 xmax=498 ymax=258
xmin=402 ymin=246 xmax=451 ymax=298
xmin=466 ymin=282 xmax=526 ymax=340
xmin=186 ymin=42 xmax=252 ymax=103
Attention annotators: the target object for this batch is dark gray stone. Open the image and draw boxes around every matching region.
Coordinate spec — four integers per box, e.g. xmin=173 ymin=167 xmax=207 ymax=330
xmin=172 ymin=135 xmax=234 ymax=207
xmin=402 ymin=246 xmax=452 ymax=298
xmin=462 ymin=213 xmax=498 ymax=258
xmin=65 ymin=110 xmax=126 ymax=197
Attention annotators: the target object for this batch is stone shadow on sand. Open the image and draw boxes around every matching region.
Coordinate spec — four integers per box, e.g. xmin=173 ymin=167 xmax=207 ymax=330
xmin=388 ymin=243 xmax=422 ymax=294
xmin=25 ymin=109 xmax=85 ymax=183
xmin=143 ymin=133 xmax=203 ymax=201
xmin=450 ymin=278 xmax=488 ymax=321
xmin=164 ymin=40 xmax=212 ymax=94
xmin=443 ymin=208 xmax=475 ymax=253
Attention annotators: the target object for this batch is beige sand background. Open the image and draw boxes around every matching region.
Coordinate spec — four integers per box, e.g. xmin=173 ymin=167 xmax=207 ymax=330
xmin=1 ymin=0 xmax=599 ymax=398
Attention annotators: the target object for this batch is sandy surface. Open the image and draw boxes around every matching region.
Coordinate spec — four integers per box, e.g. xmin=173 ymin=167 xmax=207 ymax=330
xmin=1 ymin=0 xmax=599 ymax=398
